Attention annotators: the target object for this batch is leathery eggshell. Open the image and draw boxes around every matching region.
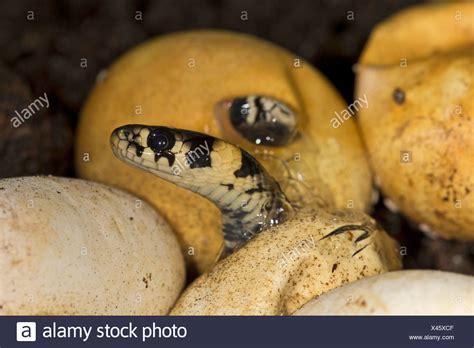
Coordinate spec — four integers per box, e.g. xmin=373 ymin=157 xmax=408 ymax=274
xmin=75 ymin=30 xmax=372 ymax=273
xmin=295 ymin=270 xmax=473 ymax=315
xmin=356 ymin=2 xmax=474 ymax=240
xmin=170 ymin=210 xmax=401 ymax=315
xmin=0 ymin=176 xmax=185 ymax=315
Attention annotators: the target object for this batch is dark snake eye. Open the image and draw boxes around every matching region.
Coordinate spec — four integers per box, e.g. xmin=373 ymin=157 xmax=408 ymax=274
xmin=148 ymin=129 xmax=175 ymax=152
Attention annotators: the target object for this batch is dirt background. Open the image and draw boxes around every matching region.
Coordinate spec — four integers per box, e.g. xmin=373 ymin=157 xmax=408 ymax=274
xmin=0 ymin=0 xmax=472 ymax=275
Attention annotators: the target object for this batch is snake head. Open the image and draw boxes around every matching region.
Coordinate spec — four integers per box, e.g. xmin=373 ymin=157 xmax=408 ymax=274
xmin=215 ymin=95 xmax=299 ymax=147
xmin=111 ymin=124 xmax=220 ymax=186
xmin=111 ymin=125 xmax=179 ymax=179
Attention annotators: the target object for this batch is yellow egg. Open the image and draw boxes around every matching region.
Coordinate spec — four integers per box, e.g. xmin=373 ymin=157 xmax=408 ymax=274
xmin=356 ymin=2 xmax=474 ymax=240
xmin=76 ymin=30 xmax=372 ymax=272
xmin=171 ymin=210 xmax=401 ymax=315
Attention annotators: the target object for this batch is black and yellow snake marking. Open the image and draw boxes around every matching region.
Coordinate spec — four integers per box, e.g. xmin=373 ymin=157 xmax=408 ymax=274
xmin=111 ymin=125 xmax=293 ymax=256
xmin=216 ymin=96 xmax=298 ymax=147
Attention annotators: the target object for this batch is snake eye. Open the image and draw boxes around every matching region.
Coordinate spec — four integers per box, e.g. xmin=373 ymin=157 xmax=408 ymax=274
xmin=148 ymin=129 xmax=175 ymax=152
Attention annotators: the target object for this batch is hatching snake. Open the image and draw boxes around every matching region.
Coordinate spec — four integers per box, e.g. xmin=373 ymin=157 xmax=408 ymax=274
xmin=110 ymin=96 xmax=373 ymax=258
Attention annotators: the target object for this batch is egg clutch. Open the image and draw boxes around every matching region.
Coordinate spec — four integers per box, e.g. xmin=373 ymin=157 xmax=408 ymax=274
xmin=1 ymin=1 xmax=473 ymax=316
